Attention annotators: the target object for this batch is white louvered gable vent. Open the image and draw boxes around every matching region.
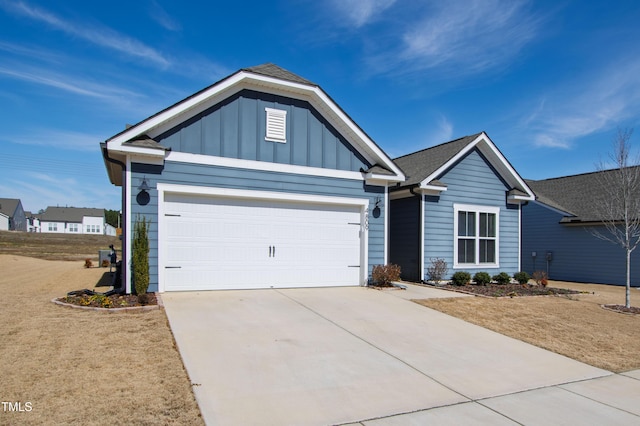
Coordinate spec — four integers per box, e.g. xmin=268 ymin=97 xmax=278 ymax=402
xmin=265 ymin=107 xmax=287 ymax=143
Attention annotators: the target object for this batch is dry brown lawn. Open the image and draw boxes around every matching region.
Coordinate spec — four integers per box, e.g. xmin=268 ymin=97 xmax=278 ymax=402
xmin=0 ymin=230 xmax=120 ymax=261
xmin=416 ymin=280 xmax=640 ymax=373
xmin=0 ymin=255 xmax=203 ymax=425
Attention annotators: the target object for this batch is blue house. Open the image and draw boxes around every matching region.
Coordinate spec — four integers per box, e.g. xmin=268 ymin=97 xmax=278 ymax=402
xmin=523 ymin=171 xmax=640 ymax=286
xmin=389 ymin=133 xmax=535 ymax=282
xmin=102 ymin=64 xmax=405 ymax=293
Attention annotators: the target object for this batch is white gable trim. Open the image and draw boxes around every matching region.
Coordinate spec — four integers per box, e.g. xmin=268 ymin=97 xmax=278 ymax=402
xmin=105 ymin=70 xmax=404 ymax=181
xmin=419 ymin=132 xmax=534 ymax=200
xmin=166 ymin=151 xmax=365 ymax=181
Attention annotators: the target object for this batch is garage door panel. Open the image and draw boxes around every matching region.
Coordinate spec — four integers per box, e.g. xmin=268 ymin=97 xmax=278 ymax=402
xmin=162 ymin=193 xmax=363 ymax=291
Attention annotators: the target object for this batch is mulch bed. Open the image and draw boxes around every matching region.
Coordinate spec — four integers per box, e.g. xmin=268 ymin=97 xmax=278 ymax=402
xmin=437 ymin=283 xmax=583 ymax=298
xmin=59 ymin=293 xmax=157 ymax=309
xmin=602 ymin=304 xmax=640 ymax=314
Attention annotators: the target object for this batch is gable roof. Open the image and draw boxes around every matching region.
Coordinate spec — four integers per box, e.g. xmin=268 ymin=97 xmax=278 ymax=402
xmin=103 ymin=63 xmax=404 ymax=186
xmin=0 ymin=198 xmax=22 ymax=217
xmin=526 ymin=167 xmax=640 ymax=223
xmin=39 ymin=207 xmax=104 ymax=223
xmin=391 ymin=132 xmax=534 ymax=200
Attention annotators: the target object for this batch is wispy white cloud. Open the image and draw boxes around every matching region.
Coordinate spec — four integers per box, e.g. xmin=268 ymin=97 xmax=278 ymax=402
xmin=525 ymin=58 xmax=640 ymax=149
xmin=330 ymin=0 xmax=397 ymax=28
xmin=1 ymin=0 xmax=170 ymax=68
xmin=149 ymin=0 xmax=181 ymax=31
xmin=366 ymin=0 xmax=540 ymax=78
xmin=1 ymin=129 xmax=107 ymax=152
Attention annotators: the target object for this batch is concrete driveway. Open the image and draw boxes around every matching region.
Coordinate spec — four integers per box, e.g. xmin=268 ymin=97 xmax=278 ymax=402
xmin=162 ymin=285 xmax=639 ymax=425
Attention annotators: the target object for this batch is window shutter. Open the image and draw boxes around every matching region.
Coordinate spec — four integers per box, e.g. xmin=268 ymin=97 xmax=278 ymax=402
xmin=265 ymin=108 xmax=287 ymax=143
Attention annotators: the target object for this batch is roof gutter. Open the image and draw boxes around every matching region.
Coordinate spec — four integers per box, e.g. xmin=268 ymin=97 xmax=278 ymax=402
xmin=101 ymin=142 xmax=128 ymax=294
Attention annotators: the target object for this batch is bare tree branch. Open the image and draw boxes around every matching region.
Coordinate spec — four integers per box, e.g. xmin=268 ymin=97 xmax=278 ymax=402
xmin=590 ymin=128 xmax=639 ymax=308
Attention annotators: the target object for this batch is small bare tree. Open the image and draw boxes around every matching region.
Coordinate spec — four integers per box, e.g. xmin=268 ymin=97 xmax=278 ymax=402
xmin=590 ymin=128 xmax=640 ymax=308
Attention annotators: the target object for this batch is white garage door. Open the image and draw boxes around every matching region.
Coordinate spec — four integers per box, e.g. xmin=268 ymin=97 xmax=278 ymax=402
xmin=161 ymin=193 xmax=363 ymax=291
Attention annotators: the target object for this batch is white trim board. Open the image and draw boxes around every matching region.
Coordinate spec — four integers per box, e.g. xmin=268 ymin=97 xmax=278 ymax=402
xmin=166 ymin=151 xmax=365 ymax=181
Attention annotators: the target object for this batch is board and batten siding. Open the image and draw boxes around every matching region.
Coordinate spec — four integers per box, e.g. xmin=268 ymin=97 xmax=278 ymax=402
xmin=521 ymin=201 xmax=640 ymax=286
xmin=423 ymin=148 xmax=520 ymax=279
xmin=130 ymin=161 xmax=385 ymax=292
xmin=156 ymin=89 xmax=370 ymax=172
xmin=389 ymin=196 xmax=421 ymax=281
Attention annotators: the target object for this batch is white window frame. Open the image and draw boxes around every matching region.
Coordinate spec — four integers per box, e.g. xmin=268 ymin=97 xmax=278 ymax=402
xmin=265 ymin=107 xmax=287 ymax=143
xmin=453 ymin=204 xmax=500 ymax=268
xmin=48 ymin=223 xmax=57 ymax=232
xmin=69 ymin=223 xmax=78 ymax=232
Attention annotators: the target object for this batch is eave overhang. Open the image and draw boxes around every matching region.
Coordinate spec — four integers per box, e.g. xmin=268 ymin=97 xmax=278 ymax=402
xmin=104 ymin=69 xmax=405 ymax=184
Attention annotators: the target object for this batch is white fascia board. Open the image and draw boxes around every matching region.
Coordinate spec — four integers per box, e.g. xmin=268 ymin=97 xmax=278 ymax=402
xmin=419 ymin=132 xmax=534 ymax=199
xmin=365 ymin=173 xmax=405 ymax=186
xmin=166 ymin=151 xmax=364 ymax=181
xmin=417 ymin=185 xmax=447 ymax=195
xmin=105 ymin=70 xmax=404 ymax=182
xmin=476 ymin=136 xmax=535 ymax=199
xmin=507 ymin=194 xmax=535 ymax=204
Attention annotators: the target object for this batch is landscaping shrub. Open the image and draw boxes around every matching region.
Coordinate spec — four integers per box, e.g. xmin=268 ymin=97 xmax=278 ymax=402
xmin=473 ymin=272 xmax=491 ymax=285
xmin=427 ymin=258 xmax=449 ymax=282
xmin=84 ymin=258 xmax=93 ymax=268
xmin=532 ymin=270 xmax=548 ymax=287
xmin=514 ymin=271 xmax=531 ymax=285
xmin=492 ymin=272 xmax=511 ymax=285
xmin=371 ymin=264 xmax=401 ymax=286
xmin=451 ymin=271 xmax=471 ymax=286
xmin=133 ymin=215 xmax=150 ymax=296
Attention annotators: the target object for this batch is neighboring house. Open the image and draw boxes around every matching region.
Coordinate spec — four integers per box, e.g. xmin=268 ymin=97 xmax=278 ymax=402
xmin=39 ymin=207 xmax=106 ymax=234
xmin=104 ymin=223 xmax=117 ymax=236
xmin=102 ymin=63 xmax=405 ymax=294
xmin=24 ymin=211 xmax=41 ymax=233
xmin=523 ymin=170 xmax=640 ymax=286
xmin=389 ymin=133 xmax=535 ymax=282
xmin=0 ymin=198 xmax=27 ymax=231
xmin=0 ymin=212 xmax=8 ymax=231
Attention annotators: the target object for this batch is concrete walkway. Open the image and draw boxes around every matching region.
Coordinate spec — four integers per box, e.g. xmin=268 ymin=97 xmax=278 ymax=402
xmin=162 ymin=285 xmax=639 ymax=425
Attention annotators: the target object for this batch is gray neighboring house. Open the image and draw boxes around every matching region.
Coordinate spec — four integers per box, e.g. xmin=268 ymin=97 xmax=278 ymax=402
xmin=389 ymin=133 xmax=535 ymax=282
xmin=522 ymin=169 xmax=640 ymax=286
xmin=0 ymin=198 xmax=27 ymax=231
xmin=102 ymin=63 xmax=405 ymax=294
xmin=39 ymin=207 xmax=106 ymax=234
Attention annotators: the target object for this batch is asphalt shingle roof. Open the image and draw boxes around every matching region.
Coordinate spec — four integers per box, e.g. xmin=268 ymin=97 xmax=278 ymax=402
xmin=526 ymin=167 xmax=640 ymax=222
xmin=392 ymin=133 xmax=483 ymax=188
xmin=243 ymin=63 xmax=316 ymax=86
xmin=0 ymin=198 xmax=21 ymax=217
xmin=40 ymin=207 xmax=104 ymax=223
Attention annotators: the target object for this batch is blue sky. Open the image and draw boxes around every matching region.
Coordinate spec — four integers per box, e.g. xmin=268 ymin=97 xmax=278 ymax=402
xmin=1 ymin=0 xmax=640 ymax=213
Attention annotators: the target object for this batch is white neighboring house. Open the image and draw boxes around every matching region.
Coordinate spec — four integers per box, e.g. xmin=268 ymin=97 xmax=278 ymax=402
xmin=39 ymin=207 xmax=108 ymax=234
xmin=0 ymin=212 xmax=9 ymax=231
xmin=104 ymin=223 xmax=117 ymax=236
xmin=24 ymin=211 xmax=41 ymax=232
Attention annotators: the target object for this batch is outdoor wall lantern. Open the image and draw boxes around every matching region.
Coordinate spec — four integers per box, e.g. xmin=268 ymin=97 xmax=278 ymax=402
xmin=136 ymin=177 xmax=151 ymax=206
xmin=372 ymin=196 xmax=381 ymax=218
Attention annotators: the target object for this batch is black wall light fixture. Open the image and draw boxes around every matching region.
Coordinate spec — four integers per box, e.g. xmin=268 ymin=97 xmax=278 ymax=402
xmin=136 ymin=177 xmax=151 ymax=206
xmin=372 ymin=196 xmax=382 ymax=218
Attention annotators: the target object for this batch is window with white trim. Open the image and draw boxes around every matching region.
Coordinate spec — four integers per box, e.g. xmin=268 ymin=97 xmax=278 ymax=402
xmin=265 ymin=107 xmax=287 ymax=143
xmin=69 ymin=223 xmax=78 ymax=232
xmin=48 ymin=223 xmax=57 ymax=232
xmin=454 ymin=204 xmax=499 ymax=267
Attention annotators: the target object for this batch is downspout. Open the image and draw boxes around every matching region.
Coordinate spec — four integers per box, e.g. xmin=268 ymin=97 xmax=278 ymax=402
xmin=101 ymin=143 xmax=127 ymax=293
xmin=409 ymin=186 xmax=425 ymax=282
